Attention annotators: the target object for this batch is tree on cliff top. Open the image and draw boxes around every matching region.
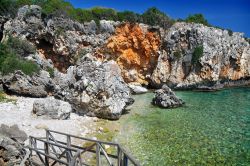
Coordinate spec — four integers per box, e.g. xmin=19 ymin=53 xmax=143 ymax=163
xmin=142 ymin=7 xmax=174 ymax=28
xmin=185 ymin=14 xmax=210 ymax=26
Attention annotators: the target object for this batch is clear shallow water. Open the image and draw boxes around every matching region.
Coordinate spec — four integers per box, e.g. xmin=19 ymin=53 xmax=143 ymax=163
xmin=115 ymin=88 xmax=250 ymax=165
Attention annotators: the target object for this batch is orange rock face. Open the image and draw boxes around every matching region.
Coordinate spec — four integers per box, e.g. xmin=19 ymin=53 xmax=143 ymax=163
xmin=100 ymin=23 xmax=161 ymax=85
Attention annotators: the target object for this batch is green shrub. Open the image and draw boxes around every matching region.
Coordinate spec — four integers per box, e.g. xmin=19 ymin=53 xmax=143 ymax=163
xmin=227 ymin=29 xmax=233 ymax=36
xmin=142 ymin=7 xmax=174 ymax=28
xmin=117 ymin=11 xmax=141 ymax=23
xmin=91 ymin=7 xmax=117 ymax=21
xmin=245 ymin=37 xmax=250 ymax=44
xmin=0 ymin=44 xmax=10 ymax=67
xmin=41 ymin=0 xmax=75 ymax=17
xmin=74 ymin=9 xmax=95 ymax=23
xmin=46 ymin=67 xmax=55 ymax=78
xmin=1 ymin=54 xmax=39 ymax=75
xmin=5 ymin=36 xmax=36 ymax=57
xmin=192 ymin=46 xmax=203 ymax=65
xmin=185 ymin=14 xmax=210 ymax=26
xmin=0 ymin=37 xmax=40 ymax=76
xmin=173 ymin=50 xmax=182 ymax=59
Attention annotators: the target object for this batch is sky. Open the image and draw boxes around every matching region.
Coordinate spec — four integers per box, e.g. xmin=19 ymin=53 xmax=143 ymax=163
xmin=68 ymin=0 xmax=250 ymax=37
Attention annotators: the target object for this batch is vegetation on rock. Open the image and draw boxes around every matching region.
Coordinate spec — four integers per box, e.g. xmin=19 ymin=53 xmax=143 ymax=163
xmin=173 ymin=50 xmax=182 ymax=60
xmin=0 ymin=37 xmax=39 ymax=75
xmin=192 ymin=45 xmax=204 ymax=65
xmin=184 ymin=14 xmax=210 ymax=26
xmin=0 ymin=0 xmax=175 ymax=29
xmin=142 ymin=7 xmax=174 ymax=29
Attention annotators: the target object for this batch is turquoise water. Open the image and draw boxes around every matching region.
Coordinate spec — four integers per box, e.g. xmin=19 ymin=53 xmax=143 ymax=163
xmin=115 ymin=88 xmax=250 ymax=165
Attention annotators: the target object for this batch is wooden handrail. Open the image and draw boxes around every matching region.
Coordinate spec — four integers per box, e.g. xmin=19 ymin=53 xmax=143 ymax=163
xmin=28 ymin=129 xmax=141 ymax=166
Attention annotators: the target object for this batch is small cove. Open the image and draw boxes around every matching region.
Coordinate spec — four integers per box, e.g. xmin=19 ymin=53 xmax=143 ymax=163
xmin=93 ymin=87 xmax=250 ymax=165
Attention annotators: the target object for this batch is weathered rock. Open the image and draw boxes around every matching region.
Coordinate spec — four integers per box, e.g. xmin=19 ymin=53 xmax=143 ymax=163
xmin=3 ymin=5 xmax=119 ymax=72
xmin=151 ymin=22 xmax=250 ymax=88
xmin=33 ymin=98 xmax=72 ymax=120
xmin=152 ymin=85 xmax=184 ymax=108
xmin=128 ymin=83 xmax=148 ymax=94
xmin=54 ymin=57 xmax=133 ymax=120
xmin=0 ymin=136 xmax=24 ymax=166
xmin=99 ymin=20 xmax=119 ymax=34
xmin=2 ymin=71 xmax=48 ymax=97
xmin=0 ymin=125 xmax=27 ymax=166
xmin=0 ymin=124 xmax=27 ymax=142
xmin=99 ymin=23 xmax=161 ymax=85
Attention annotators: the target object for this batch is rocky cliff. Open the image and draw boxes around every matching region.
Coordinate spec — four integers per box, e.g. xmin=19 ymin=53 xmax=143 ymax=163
xmin=151 ymin=22 xmax=250 ymax=89
xmin=99 ymin=23 xmax=161 ymax=85
xmin=0 ymin=5 xmax=249 ymax=118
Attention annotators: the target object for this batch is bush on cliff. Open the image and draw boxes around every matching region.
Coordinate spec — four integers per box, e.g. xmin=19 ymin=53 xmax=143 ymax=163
xmin=117 ymin=11 xmax=142 ymax=23
xmin=5 ymin=36 xmax=36 ymax=57
xmin=192 ymin=45 xmax=203 ymax=65
xmin=185 ymin=14 xmax=210 ymax=26
xmin=142 ymin=7 xmax=174 ymax=28
xmin=0 ymin=37 xmax=40 ymax=75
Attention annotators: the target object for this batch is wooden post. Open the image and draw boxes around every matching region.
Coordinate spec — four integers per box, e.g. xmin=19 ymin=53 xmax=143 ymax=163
xmin=66 ymin=135 xmax=72 ymax=164
xmin=123 ymin=155 xmax=128 ymax=166
xmin=44 ymin=142 xmax=49 ymax=166
xmin=96 ymin=143 xmax=101 ymax=166
xmin=29 ymin=136 xmax=33 ymax=156
xmin=117 ymin=146 xmax=122 ymax=166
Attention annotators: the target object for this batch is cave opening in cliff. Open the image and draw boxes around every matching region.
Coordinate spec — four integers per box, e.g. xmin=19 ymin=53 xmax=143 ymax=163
xmin=36 ymin=39 xmax=71 ymax=73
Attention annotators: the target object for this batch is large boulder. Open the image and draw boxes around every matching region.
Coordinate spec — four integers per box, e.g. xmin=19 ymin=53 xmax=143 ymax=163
xmin=2 ymin=71 xmax=48 ymax=97
xmin=152 ymin=85 xmax=184 ymax=108
xmin=33 ymin=98 xmax=72 ymax=120
xmin=151 ymin=22 xmax=250 ymax=89
xmin=54 ymin=57 xmax=133 ymax=120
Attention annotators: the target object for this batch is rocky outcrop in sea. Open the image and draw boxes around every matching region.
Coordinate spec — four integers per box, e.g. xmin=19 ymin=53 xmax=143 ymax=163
xmin=152 ymin=85 xmax=184 ymax=108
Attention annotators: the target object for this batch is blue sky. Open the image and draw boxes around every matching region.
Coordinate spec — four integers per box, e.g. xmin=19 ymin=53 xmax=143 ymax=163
xmin=68 ymin=0 xmax=250 ymax=37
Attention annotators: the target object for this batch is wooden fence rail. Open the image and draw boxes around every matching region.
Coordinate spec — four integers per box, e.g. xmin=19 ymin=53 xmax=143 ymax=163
xmin=28 ymin=129 xmax=140 ymax=166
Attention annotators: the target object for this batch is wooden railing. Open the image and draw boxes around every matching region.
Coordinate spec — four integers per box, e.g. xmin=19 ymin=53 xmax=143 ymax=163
xmin=28 ymin=129 xmax=140 ymax=166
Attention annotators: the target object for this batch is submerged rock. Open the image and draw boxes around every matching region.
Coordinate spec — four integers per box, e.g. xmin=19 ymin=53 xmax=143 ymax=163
xmin=152 ymin=85 xmax=184 ymax=108
xmin=33 ymin=98 xmax=72 ymax=120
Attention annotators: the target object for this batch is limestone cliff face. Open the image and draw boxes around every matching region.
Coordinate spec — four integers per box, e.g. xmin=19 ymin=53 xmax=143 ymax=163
xmin=151 ymin=22 xmax=250 ymax=88
xmin=3 ymin=5 xmax=118 ymax=72
xmin=100 ymin=23 xmax=161 ymax=85
xmin=2 ymin=5 xmax=250 ymax=89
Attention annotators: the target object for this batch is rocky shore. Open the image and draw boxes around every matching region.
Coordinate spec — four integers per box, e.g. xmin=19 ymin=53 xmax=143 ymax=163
xmin=0 ymin=4 xmax=249 ymax=120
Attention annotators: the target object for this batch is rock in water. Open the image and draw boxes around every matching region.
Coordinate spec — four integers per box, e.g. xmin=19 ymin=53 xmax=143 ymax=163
xmin=2 ymin=71 xmax=48 ymax=97
xmin=152 ymin=85 xmax=184 ymax=108
xmin=33 ymin=98 xmax=72 ymax=120
xmin=54 ymin=58 xmax=133 ymax=120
